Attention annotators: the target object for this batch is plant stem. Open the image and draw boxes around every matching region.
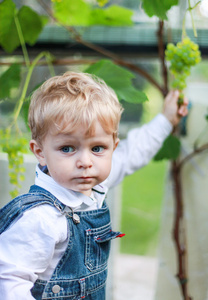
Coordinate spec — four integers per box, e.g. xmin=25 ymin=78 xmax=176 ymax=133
xmin=14 ymin=14 xmax=30 ymax=67
xmin=11 ymin=52 xmax=52 ymax=128
xmin=158 ymin=13 xmax=192 ymax=300
xmin=188 ymin=0 xmax=198 ymax=37
xmin=182 ymin=13 xmax=187 ymax=39
xmin=46 ymin=55 xmax=56 ymax=77
xmin=157 ymin=20 xmax=169 ymax=97
xmin=172 ymin=161 xmax=192 ymax=300
xmin=179 ymin=142 xmax=208 ymax=168
xmin=182 ymin=0 xmax=201 ymax=39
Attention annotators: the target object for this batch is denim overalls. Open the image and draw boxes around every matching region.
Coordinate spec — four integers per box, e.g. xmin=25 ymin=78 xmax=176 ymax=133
xmin=0 ymin=185 xmax=124 ymax=300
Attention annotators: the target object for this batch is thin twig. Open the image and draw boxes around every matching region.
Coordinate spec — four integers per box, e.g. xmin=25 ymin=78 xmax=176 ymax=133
xmin=14 ymin=14 xmax=30 ymax=67
xmin=157 ymin=20 xmax=169 ymax=97
xmin=0 ymin=58 xmax=98 ymax=66
xmin=179 ymin=143 xmax=208 ymax=169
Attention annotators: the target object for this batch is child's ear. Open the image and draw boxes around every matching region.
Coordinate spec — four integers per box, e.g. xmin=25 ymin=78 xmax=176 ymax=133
xmin=113 ymin=138 xmax=120 ymax=151
xmin=29 ymin=140 xmax=47 ymax=166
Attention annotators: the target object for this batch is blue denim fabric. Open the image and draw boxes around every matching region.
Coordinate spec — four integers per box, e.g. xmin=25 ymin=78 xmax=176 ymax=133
xmin=0 ymin=185 xmax=123 ymax=299
xmin=0 ymin=185 xmax=65 ymax=234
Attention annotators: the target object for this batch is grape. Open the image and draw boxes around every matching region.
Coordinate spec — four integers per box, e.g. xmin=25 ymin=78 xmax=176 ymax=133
xmin=0 ymin=129 xmax=28 ymax=198
xmin=165 ymin=37 xmax=201 ymax=102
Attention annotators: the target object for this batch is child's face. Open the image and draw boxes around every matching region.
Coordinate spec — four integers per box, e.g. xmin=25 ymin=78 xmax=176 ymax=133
xmin=30 ymin=121 xmax=119 ymax=196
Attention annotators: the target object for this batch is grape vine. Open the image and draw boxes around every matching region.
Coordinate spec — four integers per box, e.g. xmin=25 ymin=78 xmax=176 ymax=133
xmin=165 ymin=37 xmax=201 ymax=103
xmin=0 ymin=50 xmax=54 ymax=198
xmin=0 ymin=2 xmax=54 ymax=198
xmin=0 ymin=129 xmax=28 ymax=198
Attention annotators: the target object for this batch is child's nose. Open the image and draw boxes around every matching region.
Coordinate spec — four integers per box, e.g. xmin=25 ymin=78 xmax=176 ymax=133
xmin=76 ymin=151 xmax=93 ymax=169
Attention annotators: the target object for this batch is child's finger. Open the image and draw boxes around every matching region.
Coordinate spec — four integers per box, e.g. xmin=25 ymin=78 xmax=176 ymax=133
xmin=178 ymin=103 xmax=188 ymax=116
xmin=183 ymin=96 xmax=189 ymax=106
xmin=169 ymin=90 xmax=179 ymax=101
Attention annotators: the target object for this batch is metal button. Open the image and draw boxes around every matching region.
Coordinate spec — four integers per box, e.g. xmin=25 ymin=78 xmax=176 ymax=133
xmin=73 ymin=213 xmax=80 ymax=224
xmin=52 ymin=285 xmax=61 ymax=294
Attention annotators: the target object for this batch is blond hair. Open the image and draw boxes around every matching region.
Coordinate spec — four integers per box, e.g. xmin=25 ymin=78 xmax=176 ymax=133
xmin=28 ymin=72 xmax=123 ymax=145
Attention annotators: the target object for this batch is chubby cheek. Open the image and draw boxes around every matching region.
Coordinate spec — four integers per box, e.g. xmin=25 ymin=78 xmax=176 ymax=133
xmin=51 ymin=173 xmax=70 ymax=189
xmin=47 ymin=166 xmax=65 ymax=184
xmin=99 ymin=159 xmax=112 ymax=181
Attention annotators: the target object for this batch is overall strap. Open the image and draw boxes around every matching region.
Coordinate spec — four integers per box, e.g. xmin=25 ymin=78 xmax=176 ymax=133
xmin=0 ymin=185 xmax=66 ymax=234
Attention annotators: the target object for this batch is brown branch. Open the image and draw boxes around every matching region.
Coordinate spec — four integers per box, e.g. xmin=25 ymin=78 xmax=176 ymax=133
xmin=0 ymin=58 xmax=98 ymax=66
xmin=156 ymin=16 xmax=192 ymax=300
xmin=35 ymin=0 xmax=164 ymax=94
xmin=179 ymin=143 xmax=208 ymax=169
xmin=172 ymin=142 xmax=208 ymax=300
xmin=171 ymin=161 xmax=192 ymax=300
xmin=157 ymin=20 xmax=169 ymax=97
xmin=171 ymin=141 xmax=208 ymax=300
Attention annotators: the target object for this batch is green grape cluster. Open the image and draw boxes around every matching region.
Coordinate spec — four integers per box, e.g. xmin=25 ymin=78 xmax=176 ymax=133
xmin=165 ymin=37 xmax=201 ymax=102
xmin=0 ymin=129 xmax=28 ymax=198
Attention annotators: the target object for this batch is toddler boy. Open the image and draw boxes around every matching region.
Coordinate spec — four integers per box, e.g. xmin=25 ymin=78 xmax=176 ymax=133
xmin=0 ymin=72 xmax=188 ymax=300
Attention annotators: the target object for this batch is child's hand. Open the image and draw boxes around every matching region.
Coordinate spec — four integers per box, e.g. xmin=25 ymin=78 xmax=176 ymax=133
xmin=162 ymin=90 xmax=189 ymax=126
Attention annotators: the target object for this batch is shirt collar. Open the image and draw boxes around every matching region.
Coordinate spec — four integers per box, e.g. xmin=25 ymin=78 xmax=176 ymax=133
xmin=35 ymin=165 xmax=108 ymax=209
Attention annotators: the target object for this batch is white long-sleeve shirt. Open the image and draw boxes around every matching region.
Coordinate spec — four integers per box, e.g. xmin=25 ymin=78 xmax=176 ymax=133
xmin=0 ymin=114 xmax=172 ymax=300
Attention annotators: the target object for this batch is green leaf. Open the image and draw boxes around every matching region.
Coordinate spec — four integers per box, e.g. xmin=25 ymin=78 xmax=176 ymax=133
xmin=141 ymin=0 xmax=179 ymax=20
xmin=18 ymin=6 xmax=48 ymax=46
xmin=22 ymin=82 xmax=44 ymax=130
xmin=0 ymin=64 xmax=21 ymax=99
xmin=89 ymin=5 xmax=133 ymax=26
xmin=85 ymin=59 xmax=148 ymax=103
xmin=40 ymin=15 xmax=49 ymax=27
xmin=53 ymin=0 xmax=133 ymax=26
xmin=154 ymin=134 xmax=181 ymax=161
xmin=0 ymin=0 xmax=48 ymax=53
xmin=0 ymin=0 xmax=19 ymax=53
xmin=116 ymin=85 xmax=147 ymax=103
xmin=53 ymin=0 xmax=92 ymax=26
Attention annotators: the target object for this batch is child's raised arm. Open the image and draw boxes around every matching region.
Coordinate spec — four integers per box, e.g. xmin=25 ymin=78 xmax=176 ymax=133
xmin=106 ymin=90 xmax=189 ymax=189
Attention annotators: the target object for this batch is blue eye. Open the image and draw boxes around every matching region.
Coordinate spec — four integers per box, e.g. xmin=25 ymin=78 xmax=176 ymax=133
xmin=92 ymin=146 xmax=104 ymax=153
xmin=61 ymin=146 xmax=74 ymax=153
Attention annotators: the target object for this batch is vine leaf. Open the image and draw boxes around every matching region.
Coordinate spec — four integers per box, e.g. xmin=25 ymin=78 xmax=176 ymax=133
xmin=18 ymin=6 xmax=48 ymax=45
xmin=53 ymin=0 xmax=91 ymax=26
xmin=0 ymin=0 xmax=18 ymax=53
xmin=154 ymin=134 xmax=181 ymax=161
xmin=89 ymin=5 xmax=133 ymax=26
xmin=0 ymin=0 xmax=48 ymax=53
xmin=85 ymin=59 xmax=148 ymax=103
xmin=141 ymin=0 xmax=179 ymax=20
xmin=53 ymin=0 xmax=133 ymax=26
xmin=0 ymin=64 xmax=21 ymax=99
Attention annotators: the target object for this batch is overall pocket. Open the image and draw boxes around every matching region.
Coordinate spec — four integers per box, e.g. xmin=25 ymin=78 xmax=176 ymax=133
xmin=85 ymin=222 xmax=124 ymax=272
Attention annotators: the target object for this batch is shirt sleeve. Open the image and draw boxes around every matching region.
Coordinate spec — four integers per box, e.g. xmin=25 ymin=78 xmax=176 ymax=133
xmin=0 ymin=204 xmax=68 ymax=300
xmin=107 ymin=113 xmax=173 ymax=188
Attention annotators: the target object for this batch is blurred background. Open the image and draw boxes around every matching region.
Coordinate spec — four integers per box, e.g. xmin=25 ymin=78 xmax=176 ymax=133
xmin=1 ymin=0 xmax=208 ymax=299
